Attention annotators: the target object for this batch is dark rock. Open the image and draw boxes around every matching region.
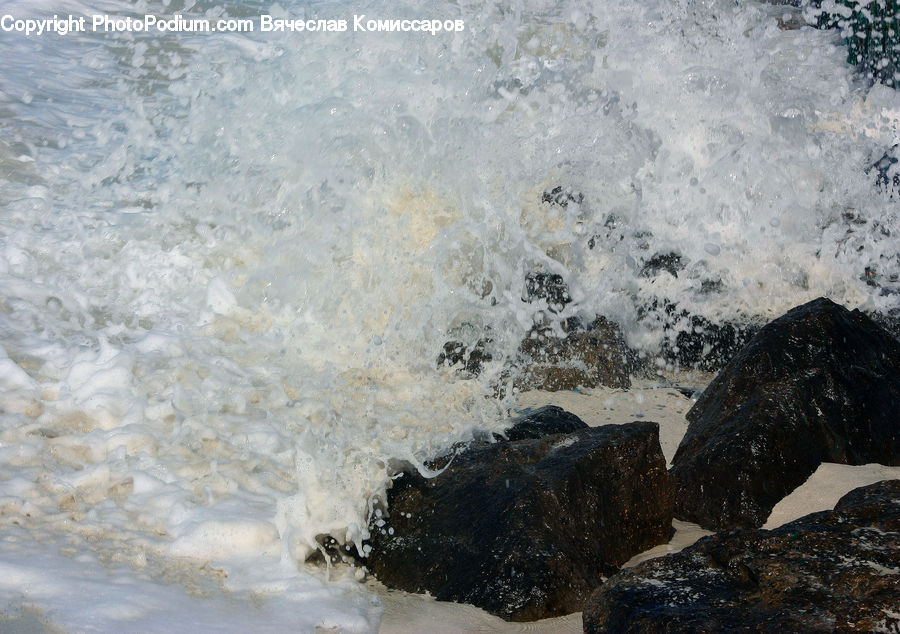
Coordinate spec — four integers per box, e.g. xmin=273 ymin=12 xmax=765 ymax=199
xmin=809 ymin=0 xmax=900 ymax=87
xmin=306 ymin=534 xmax=364 ymax=568
xmin=666 ymin=314 xmax=757 ymax=372
xmin=437 ymin=338 xmax=492 ymax=377
xmin=541 ymin=185 xmax=584 ymax=208
xmin=860 ymin=263 xmax=900 ymax=295
xmin=427 ymin=406 xmax=589 ymax=471
xmin=827 ymin=208 xmax=898 ymax=294
xmin=587 ymin=213 xmax=626 ymax=250
xmin=496 ymin=405 xmax=588 ymax=441
xmin=367 ymin=421 xmax=673 ymax=622
xmin=870 ymin=308 xmax=900 ymax=341
xmin=834 ymin=477 xmax=900 ymax=516
xmin=583 ymin=479 xmax=900 ymax=633
xmin=639 ymin=252 xmax=684 ymax=278
xmin=523 ymin=271 xmax=571 ymax=314
xmin=639 ymin=299 xmax=758 ymax=372
xmin=671 ymin=297 xmax=900 ymax=530
xmin=868 ymin=144 xmax=900 ymax=194
xmin=512 ymin=316 xmax=636 ymax=392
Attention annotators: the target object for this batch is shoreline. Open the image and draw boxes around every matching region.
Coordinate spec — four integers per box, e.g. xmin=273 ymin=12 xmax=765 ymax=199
xmin=373 ymin=381 xmax=900 ymax=633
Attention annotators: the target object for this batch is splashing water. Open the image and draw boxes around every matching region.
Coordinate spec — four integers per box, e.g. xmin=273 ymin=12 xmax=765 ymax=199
xmin=1 ymin=0 xmax=899 ymax=629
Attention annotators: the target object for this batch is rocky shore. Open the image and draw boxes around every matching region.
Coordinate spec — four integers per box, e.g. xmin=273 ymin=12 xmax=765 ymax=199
xmin=366 ymin=297 xmax=900 ymax=630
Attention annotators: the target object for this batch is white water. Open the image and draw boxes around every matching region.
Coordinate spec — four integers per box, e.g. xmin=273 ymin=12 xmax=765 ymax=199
xmin=1 ymin=0 xmax=899 ymax=630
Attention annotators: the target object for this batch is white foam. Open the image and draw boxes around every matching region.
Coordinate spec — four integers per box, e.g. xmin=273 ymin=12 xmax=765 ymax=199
xmin=0 ymin=0 xmax=899 ymax=629
xmin=170 ymin=519 xmax=281 ymax=560
xmin=0 ymin=541 xmax=379 ymax=633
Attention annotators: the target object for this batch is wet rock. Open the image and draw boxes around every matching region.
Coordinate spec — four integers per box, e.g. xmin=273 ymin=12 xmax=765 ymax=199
xmin=437 ymin=338 xmax=492 ymax=377
xmin=811 ymin=0 xmax=900 ymax=87
xmin=868 ymin=144 xmax=900 ymax=194
xmin=860 ymin=263 xmax=900 ymax=295
xmin=523 ymin=271 xmax=571 ymax=314
xmin=640 ymin=299 xmax=758 ymax=372
xmin=828 ymin=208 xmax=899 ymax=295
xmin=871 ymin=308 xmax=900 ymax=341
xmin=495 ymin=405 xmax=588 ymax=441
xmin=367 ymin=420 xmax=673 ymax=622
xmin=424 ymin=406 xmax=590 ymax=472
xmin=639 ymin=252 xmax=684 ymax=278
xmin=307 ymin=534 xmax=363 ymax=568
xmin=665 ymin=314 xmax=756 ymax=372
xmin=541 ymin=185 xmax=584 ymax=208
xmin=583 ymin=479 xmax=900 ymax=634
xmin=833 ymin=477 xmax=900 ymax=516
xmin=670 ymin=297 xmax=900 ymax=530
xmin=515 ymin=316 xmax=636 ymax=391
xmin=588 ymin=213 xmax=626 ymax=250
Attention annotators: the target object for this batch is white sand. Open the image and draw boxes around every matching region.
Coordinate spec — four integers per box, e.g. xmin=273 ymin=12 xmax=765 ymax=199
xmin=513 ymin=378 xmax=706 ymax=464
xmin=376 ymin=381 xmax=900 ymax=633
xmin=375 ymin=585 xmax=582 ymax=634
xmin=764 ymin=462 xmax=900 ymax=529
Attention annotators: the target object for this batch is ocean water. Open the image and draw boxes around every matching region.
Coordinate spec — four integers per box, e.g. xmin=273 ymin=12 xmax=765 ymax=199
xmin=1 ymin=0 xmax=899 ymax=630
